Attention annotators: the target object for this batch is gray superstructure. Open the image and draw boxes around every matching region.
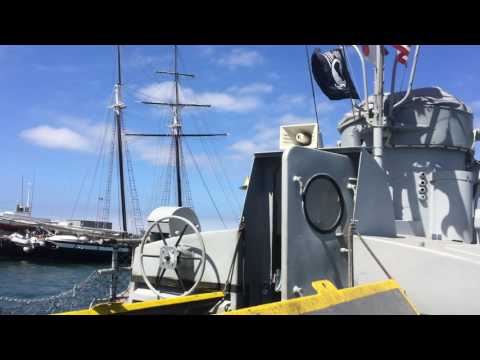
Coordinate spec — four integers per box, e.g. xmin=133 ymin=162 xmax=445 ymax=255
xmin=340 ymin=87 xmax=476 ymax=242
xmin=337 ymin=87 xmax=480 ymax=314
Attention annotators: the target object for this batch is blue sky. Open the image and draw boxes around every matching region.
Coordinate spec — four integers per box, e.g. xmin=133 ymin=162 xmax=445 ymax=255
xmin=1 ymin=45 xmax=479 ymax=231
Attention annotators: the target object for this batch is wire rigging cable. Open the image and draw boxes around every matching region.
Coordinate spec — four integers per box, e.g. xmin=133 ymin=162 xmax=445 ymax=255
xmin=92 ymin=107 xmax=116 ymax=222
xmin=305 ymin=45 xmax=321 ymax=131
xmin=192 ymin=117 xmax=240 ymax=220
xmin=71 ymin=91 xmax=114 ymax=219
xmin=340 ymin=45 xmax=362 ymax=118
xmin=160 ymin=136 xmax=176 ymax=206
xmin=198 ymin=117 xmax=242 ymax=213
xmin=124 ymin=135 xmax=144 ymax=234
xmin=197 ymin=135 xmax=237 ymax=219
xmin=123 ymin=46 xmax=164 ymax=88
xmin=147 ymin=110 xmax=170 ymax=212
xmin=179 ymin=136 xmax=194 ymax=208
xmin=184 ymin=140 xmax=227 ymax=228
xmin=186 ymin=76 xmax=242 ymax=218
xmin=97 ymin=117 xmax=116 ymax=226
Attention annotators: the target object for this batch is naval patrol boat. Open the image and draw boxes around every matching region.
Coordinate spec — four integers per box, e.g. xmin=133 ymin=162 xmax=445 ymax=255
xmin=59 ymin=45 xmax=480 ymax=315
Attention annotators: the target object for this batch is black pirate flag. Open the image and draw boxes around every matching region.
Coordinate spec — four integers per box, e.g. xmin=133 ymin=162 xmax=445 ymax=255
xmin=311 ymin=48 xmax=359 ymax=101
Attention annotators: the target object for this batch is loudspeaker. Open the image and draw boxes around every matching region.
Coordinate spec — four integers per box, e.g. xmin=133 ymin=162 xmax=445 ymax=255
xmin=279 ymin=123 xmax=323 ymax=150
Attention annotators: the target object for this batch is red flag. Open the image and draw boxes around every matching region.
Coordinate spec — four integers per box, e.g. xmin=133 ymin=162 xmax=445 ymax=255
xmin=361 ymin=45 xmax=389 ymax=65
xmin=391 ymin=45 xmax=411 ymax=65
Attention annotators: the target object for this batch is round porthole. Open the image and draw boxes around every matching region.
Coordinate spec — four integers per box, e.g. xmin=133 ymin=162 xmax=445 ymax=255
xmin=302 ymin=174 xmax=344 ymax=234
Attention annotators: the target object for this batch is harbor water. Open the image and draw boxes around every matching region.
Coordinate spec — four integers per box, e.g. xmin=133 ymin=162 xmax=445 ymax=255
xmin=0 ymin=256 xmax=130 ymax=314
xmin=0 ymin=256 xmax=99 ymax=299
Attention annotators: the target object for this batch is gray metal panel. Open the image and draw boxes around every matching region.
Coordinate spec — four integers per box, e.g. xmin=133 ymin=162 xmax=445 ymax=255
xmin=354 ymin=149 xmax=396 ymax=237
xmin=340 ymin=125 xmax=363 ymax=147
xmin=390 ymin=105 xmax=473 ymax=149
xmin=281 ymin=146 xmax=355 ymax=300
xmin=383 ymin=147 xmax=469 ymax=238
xmin=354 ymin=235 xmax=480 ymax=314
xmin=338 ymin=87 xmax=473 ymax=150
xmin=429 ymin=170 xmax=473 ymax=242
xmin=240 ymin=153 xmax=282 ymax=307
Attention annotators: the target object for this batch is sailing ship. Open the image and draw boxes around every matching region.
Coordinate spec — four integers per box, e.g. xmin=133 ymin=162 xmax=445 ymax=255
xmin=1 ymin=45 xmax=233 ymax=264
xmin=0 ymin=46 xmax=136 ymax=262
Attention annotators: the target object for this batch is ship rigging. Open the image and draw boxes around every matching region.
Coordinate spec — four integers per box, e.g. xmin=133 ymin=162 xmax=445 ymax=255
xmin=126 ymin=45 xmax=228 ymax=209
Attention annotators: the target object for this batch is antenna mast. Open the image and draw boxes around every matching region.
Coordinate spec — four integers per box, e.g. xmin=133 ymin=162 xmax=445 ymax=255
xmin=21 ymin=176 xmax=24 ymax=208
xmin=113 ymin=45 xmax=128 ymax=233
xmin=127 ymin=45 xmax=226 ymax=208
xmin=26 ymin=181 xmax=32 ymax=215
xmin=373 ymin=45 xmax=385 ymax=168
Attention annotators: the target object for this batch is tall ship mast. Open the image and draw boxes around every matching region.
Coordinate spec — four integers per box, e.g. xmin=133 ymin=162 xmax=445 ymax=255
xmin=113 ymin=45 xmax=128 ymax=233
xmin=127 ymin=45 xmax=227 ymax=208
xmin=98 ymin=45 xmax=144 ymax=235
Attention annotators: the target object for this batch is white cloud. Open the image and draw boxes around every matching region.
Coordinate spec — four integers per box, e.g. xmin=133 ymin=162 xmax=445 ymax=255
xmin=125 ymin=47 xmax=170 ymax=68
xmin=20 ymin=115 xmax=109 ymax=153
xmin=217 ymin=48 xmax=264 ymax=69
xmin=231 ymin=126 xmax=279 ymax=158
xmin=267 ymin=72 xmax=281 ymax=80
xmin=127 ymin=138 xmax=171 ymax=165
xmin=230 ymin=113 xmax=315 ymax=158
xmin=137 ymin=81 xmax=176 ymax=102
xmin=198 ymin=92 xmax=260 ymax=112
xmin=137 ymin=81 xmax=262 ymax=113
xmin=276 ymin=94 xmax=307 ymax=110
xmin=18 ymin=113 xmax=202 ymax=166
xmin=230 ymin=140 xmax=258 ymax=156
xmin=57 ymin=115 xmax=106 ymax=139
xmin=20 ymin=126 xmax=93 ymax=152
xmin=127 ymin=137 xmax=211 ymax=167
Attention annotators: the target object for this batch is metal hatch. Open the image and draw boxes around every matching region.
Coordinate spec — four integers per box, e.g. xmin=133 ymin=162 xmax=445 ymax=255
xmin=281 ymin=146 xmax=355 ymax=300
